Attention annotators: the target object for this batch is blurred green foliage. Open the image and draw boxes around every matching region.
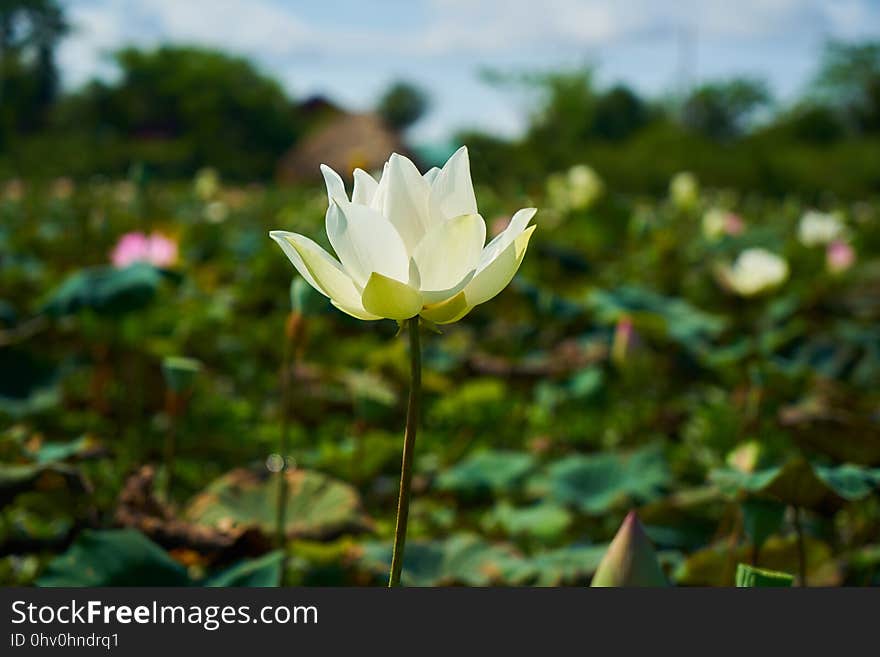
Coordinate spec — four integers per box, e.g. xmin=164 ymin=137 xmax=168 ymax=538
xmin=466 ymin=42 xmax=880 ymax=197
xmin=0 ymin=2 xmax=879 ymax=587
xmin=47 ymin=47 xmax=300 ymax=179
xmin=377 ymin=81 xmax=429 ymax=131
xmin=0 ymin=0 xmax=68 ymax=144
xmin=0 ymin=161 xmax=878 ymax=586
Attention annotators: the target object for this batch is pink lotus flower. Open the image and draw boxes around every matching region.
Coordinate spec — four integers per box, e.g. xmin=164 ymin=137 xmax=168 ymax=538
xmin=111 ymin=231 xmax=178 ymax=268
xmin=724 ymin=212 xmax=745 ymax=236
xmin=826 ymin=240 xmax=855 ymax=274
xmin=612 ymin=315 xmax=635 ymax=365
xmin=702 ymin=209 xmax=745 ymax=240
xmin=490 ymin=214 xmax=510 ymax=238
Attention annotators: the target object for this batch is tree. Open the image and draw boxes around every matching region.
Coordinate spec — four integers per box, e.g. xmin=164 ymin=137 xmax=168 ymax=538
xmin=377 ymin=82 xmax=429 ymax=130
xmin=0 ymin=0 xmax=68 ymax=142
xmin=521 ymin=68 xmax=598 ymax=167
xmin=772 ymin=104 xmax=844 ymax=144
xmin=60 ymin=46 xmax=301 ymax=178
xmin=593 ymin=85 xmax=650 ymax=141
xmin=681 ymin=78 xmax=771 ymax=140
xmin=814 ymin=40 xmax=880 ymax=135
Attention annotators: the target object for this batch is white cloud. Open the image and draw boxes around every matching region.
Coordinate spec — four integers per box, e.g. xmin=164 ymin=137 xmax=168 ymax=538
xmin=59 ymin=0 xmax=319 ymax=88
xmin=140 ymin=0 xmax=314 ymax=56
xmin=56 ymin=0 xmax=880 ymax=141
xmin=60 ymin=0 xmax=880 ymax=81
xmin=415 ymin=0 xmax=868 ymax=51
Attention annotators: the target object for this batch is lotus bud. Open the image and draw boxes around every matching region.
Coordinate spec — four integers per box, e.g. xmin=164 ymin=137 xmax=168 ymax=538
xmin=611 ymin=315 xmax=634 ymax=365
xmin=669 ymin=171 xmax=698 ymax=210
xmin=727 ymin=440 xmax=763 ymax=473
xmin=724 ymin=212 xmax=745 ymax=236
xmin=826 ymin=240 xmax=855 ymax=274
xmin=204 ymin=200 xmax=228 ymax=223
xmin=194 ymin=167 xmax=220 ymax=201
xmin=566 ymin=164 xmax=604 ymax=210
xmin=591 ymin=511 xmax=667 ymax=587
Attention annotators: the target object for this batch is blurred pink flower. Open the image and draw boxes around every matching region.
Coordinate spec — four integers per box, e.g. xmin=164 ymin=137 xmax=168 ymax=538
xmin=612 ymin=315 xmax=635 ymax=365
xmin=826 ymin=240 xmax=855 ymax=274
xmin=111 ymin=232 xmax=149 ymax=267
xmin=111 ymin=231 xmax=178 ymax=268
xmin=490 ymin=214 xmax=509 ymax=238
xmin=724 ymin=212 xmax=745 ymax=236
xmin=702 ymin=209 xmax=745 ymax=240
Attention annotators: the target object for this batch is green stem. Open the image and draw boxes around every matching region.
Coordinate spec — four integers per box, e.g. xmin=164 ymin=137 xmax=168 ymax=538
xmin=388 ymin=317 xmax=422 ymax=587
xmin=275 ymin=315 xmax=295 ymax=586
xmin=794 ymin=506 xmax=807 ymax=587
xmin=162 ymin=396 xmax=177 ymax=503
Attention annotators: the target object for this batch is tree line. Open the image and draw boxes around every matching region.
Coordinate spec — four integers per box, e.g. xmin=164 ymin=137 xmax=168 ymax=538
xmin=1 ymin=1 xmax=879 ymax=195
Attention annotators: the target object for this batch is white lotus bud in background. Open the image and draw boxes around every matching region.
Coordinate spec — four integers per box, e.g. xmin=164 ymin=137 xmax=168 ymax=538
xmin=669 ymin=171 xmax=699 ymax=210
xmin=567 ymin=164 xmax=603 ymax=209
xmin=546 ymin=164 xmax=603 ymax=213
xmin=194 ymin=167 xmax=220 ymax=201
xmin=798 ymin=210 xmax=845 ymax=247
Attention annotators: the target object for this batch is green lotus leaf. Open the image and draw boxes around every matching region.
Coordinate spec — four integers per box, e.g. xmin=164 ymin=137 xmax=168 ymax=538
xmin=43 ymin=263 xmax=164 ymax=317
xmin=711 ymin=458 xmax=880 ymax=509
xmin=587 ymin=285 xmax=725 ymax=352
xmin=37 ymin=529 xmax=189 ymax=587
xmin=184 ymin=467 xmax=371 ymax=541
xmin=0 ymin=348 xmax=61 ymax=417
xmin=435 ymin=450 xmax=537 ymax=498
xmin=482 ymin=501 xmax=573 ymax=541
xmin=360 ymin=534 xmax=523 ymax=586
xmin=507 ymin=545 xmax=609 ymax=586
xmin=204 ymin=551 xmax=283 ymax=587
xmin=534 ymin=444 xmax=670 ymax=514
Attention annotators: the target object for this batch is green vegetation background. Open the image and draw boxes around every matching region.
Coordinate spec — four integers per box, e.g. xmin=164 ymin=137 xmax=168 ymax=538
xmin=1 ymin=1 xmax=879 ymax=587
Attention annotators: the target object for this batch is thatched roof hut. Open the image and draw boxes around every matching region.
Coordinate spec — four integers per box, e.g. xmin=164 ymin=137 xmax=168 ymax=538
xmin=277 ymin=112 xmax=417 ymax=183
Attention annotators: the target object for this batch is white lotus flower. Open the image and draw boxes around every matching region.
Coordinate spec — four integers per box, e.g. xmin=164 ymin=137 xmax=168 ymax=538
xmin=722 ymin=248 xmax=789 ymax=296
xmin=702 ymin=208 xmax=727 ymax=240
xmin=798 ymin=210 xmax=845 ymax=247
xmin=669 ymin=172 xmax=699 ymax=209
xmin=270 ymin=147 xmax=536 ymax=323
xmin=547 ymin=164 xmax=603 ymax=212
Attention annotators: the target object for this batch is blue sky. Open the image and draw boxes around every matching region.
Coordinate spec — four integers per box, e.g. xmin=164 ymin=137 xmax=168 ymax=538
xmin=59 ymin=0 xmax=880 ymax=143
